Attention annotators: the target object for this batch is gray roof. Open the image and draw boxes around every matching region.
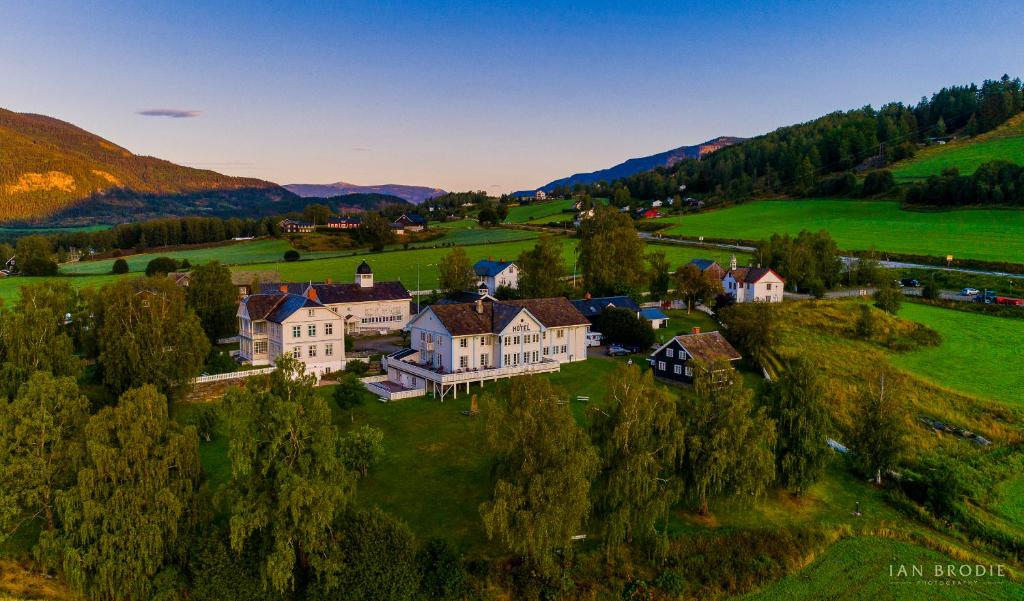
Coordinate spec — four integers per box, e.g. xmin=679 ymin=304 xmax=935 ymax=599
xmin=569 ymin=296 xmax=640 ymax=318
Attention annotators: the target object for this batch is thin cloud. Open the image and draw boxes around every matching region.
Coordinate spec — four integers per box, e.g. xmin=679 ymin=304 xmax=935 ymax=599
xmin=351 ymin=146 xmax=371 ymax=152
xmin=137 ymin=108 xmax=202 ymax=118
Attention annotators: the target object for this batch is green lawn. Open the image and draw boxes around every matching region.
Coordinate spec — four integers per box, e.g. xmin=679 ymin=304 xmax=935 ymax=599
xmin=891 ymin=114 xmax=1024 ymax=183
xmin=992 ymin=472 xmax=1024 ymax=530
xmin=740 ymin=536 xmax=1024 ymax=600
xmin=660 ymin=199 xmax=1024 ymax=263
xmin=892 ymin=303 xmax=1024 ymax=405
xmin=505 ymin=198 xmax=576 ymax=223
xmin=60 ymin=239 xmax=314 ymax=275
xmin=0 ymin=273 xmax=126 ymax=307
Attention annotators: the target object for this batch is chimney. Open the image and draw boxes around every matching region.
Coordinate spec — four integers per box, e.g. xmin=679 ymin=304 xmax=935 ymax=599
xmin=475 ymin=299 xmax=484 ymax=314
xmin=306 ymin=287 xmax=319 ymax=301
xmin=691 ymin=326 xmax=701 ymax=335
xmin=279 ymin=284 xmax=288 ymax=294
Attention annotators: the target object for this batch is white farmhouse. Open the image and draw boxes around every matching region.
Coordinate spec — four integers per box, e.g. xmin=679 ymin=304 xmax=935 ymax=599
xmin=237 ymin=292 xmax=345 ymax=377
xmin=372 ymin=298 xmax=589 ymax=401
xmin=473 ymin=260 xmax=518 ymax=295
xmin=722 ymin=267 xmax=785 ymax=303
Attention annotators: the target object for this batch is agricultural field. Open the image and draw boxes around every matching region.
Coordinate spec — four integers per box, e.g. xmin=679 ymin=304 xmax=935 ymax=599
xmin=741 ymin=536 xmax=1024 ymax=600
xmin=505 ymin=198 xmax=576 ymax=223
xmin=60 ymin=239 xmax=312 ymax=275
xmin=893 ymin=303 xmax=1024 ymax=406
xmin=0 ymin=273 xmax=125 ymax=307
xmin=661 ymin=199 xmax=1024 ymax=263
xmin=891 ymin=113 xmax=1024 ymax=183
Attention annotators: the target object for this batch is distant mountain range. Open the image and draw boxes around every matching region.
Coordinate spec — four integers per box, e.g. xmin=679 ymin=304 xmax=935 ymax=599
xmin=284 ymin=181 xmax=446 ymax=204
xmin=515 ymin=136 xmax=744 ymax=195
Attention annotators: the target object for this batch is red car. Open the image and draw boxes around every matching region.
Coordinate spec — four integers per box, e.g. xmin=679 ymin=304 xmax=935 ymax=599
xmin=995 ymin=297 xmax=1023 ymax=306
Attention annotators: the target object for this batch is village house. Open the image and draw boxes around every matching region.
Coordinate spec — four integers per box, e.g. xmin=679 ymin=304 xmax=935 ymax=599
xmin=648 ymin=328 xmax=741 ymax=384
xmin=687 ymin=258 xmax=726 ymax=281
xmin=237 ymin=291 xmax=346 ymax=377
xmin=722 ymin=266 xmax=785 ymax=303
xmin=372 ymin=297 xmax=590 ymax=401
xmin=278 ymin=218 xmax=315 ymax=234
xmin=473 ymin=259 xmax=519 ymax=295
xmin=325 ymin=216 xmax=362 ymax=230
xmin=302 ymin=261 xmax=412 ymax=334
xmin=391 ymin=213 xmax=428 ymax=233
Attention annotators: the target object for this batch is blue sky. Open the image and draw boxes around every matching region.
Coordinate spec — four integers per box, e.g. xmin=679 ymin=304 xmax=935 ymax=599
xmin=2 ymin=1 xmax=1022 ymax=193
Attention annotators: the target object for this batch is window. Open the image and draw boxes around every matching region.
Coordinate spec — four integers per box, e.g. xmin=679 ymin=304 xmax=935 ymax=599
xmin=513 ymin=336 xmax=520 ymax=344
xmin=674 ymin=364 xmax=682 ymax=375
xmin=561 ymin=345 xmax=567 ymax=354
xmin=292 ymin=325 xmax=301 ymax=338
xmin=308 ymin=345 xmax=317 ymax=357
xmin=325 ymin=323 xmax=333 ymax=335
xmin=325 ymin=344 xmax=333 ymax=357
xmin=480 ymin=353 xmax=489 ymax=366
xmin=308 ymin=309 xmax=315 ymax=317
xmin=685 ymin=366 xmax=693 ymax=377
xmin=556 ymin=329 xmax=565 ymax=339
xmin=420 ymin=332 xmax=426 ymax=341
xmin=766 ymin=283 xmax=773 ymax=290
xmin=460 ymin=356 xmax=468 ymax=368
xmin=543 ymin=346 xmax=549 ymax=355
xmin=293 ymin=346 xmax=302 ymax=358
xmin=658 ymin=361 xmax=666 ymax=371
xmin=308 ymin=324 xmax=317 ymax=337
xmin=459 ymin=338 xmax=468 ymax=348
xmin=532 ymin=351 xmax=539 ymax=362
xmin=254 ymin=340 xmax=267 ymax=354
xmin=666 ymin=348 xmax=674 ymax=358
xmin=480 ymin=337 xmax=487 ymax=345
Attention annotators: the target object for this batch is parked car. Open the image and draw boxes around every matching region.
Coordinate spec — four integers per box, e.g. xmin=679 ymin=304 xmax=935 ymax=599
xmin=586 ymin=331 xmax=604 ymax=347
xmin=606 ymin=344 xmax=629 ymax=356
xmin=996 ymin=297 xmax=1023 ymax=306
xmin=960 ymin=287 xmax=980 ymax=296
xmin=900 ymin=278 xmax=921 ymax=287
xmin=974 ymin=290 xmax=998 ymax=304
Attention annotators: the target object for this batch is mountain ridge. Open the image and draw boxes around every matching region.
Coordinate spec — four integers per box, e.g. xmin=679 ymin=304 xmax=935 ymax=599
xmin=284 ymin=181 xmax=445 ymax=204
xmin=515 ymin=136 xmax=744 ymax=195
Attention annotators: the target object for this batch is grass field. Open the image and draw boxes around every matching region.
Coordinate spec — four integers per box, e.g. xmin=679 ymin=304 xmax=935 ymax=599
xmin=993 ymin=473 xmax=1024 ymax=530
xmin=740 ymin=536 xmax=1024 ymax=600
xmin=891 ymin=113 xmax=1024 ymax=183
xmin=893 ymin=303 xmax=1024 ymax=405
xmin=660 ymin=199 xmax=1024 ymax=263
xmin=505 ymin=198 xmax=576 ymax=223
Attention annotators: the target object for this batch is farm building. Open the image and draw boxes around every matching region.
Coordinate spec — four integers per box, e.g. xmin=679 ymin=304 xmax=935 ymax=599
xmin=640 ymin=307 xmax=669 ymax=329
xmin=279 ymin=218 xmax=315 ymax=234
xmin=722 ymin=267 xmax=785 ymax=303
xmin=648 ymin=328 xmax=741 ymax=384
xmin=473 ymin=259 xmax=519 ymax=295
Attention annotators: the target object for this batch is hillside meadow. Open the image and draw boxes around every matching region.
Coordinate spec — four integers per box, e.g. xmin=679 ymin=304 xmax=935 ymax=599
xmin=661 ymin=199 xmax=1024 ymax=263
xmin=891 ymin=113 xmax=1024 ymax=183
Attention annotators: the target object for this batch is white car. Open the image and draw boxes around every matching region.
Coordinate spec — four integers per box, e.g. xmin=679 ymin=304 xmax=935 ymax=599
xmin=586 ymin=332 xmax=604 ymax=347
xmin=961 ymin=288 xmax=980 ymax=296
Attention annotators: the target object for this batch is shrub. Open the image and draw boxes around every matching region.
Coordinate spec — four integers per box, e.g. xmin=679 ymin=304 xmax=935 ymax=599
xmin=183 ymin=405 xmax=220 ymax=443
xmin=344 ymin=360 xmax=369 ymax=376
xmin=283 ymin=249 xmax=300 ymax=262
xmin=340 ymin=425 xmax=385 ymax=476
xmin=874 ymin=280 xmax=902 ymax=314
xmin=145 ymin=256 xmax=179 ymax=276
xmin=112 ymin=258 xmax=130 ymax=274
xmin=333 ymin=372 xmax=367 ymax=409
xmin=862 ymin=170 xmax=895 ymax=196
xmin=417 ymin=539 xmax=467 ymax=600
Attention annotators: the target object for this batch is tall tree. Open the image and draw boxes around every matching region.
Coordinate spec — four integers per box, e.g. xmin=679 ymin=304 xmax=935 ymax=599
xmin=0 ymin=282 xmax=81 ymax=398
xmin=437 ymin=247 xmax=476 ymax=296
xmin=646 ymin=251 xmax=671 ymax=301
xmin=479 ymin=376 xmax=598 ymax=576
xmin=874 ymin=279 xmax=902 ymax=314
xmin=14 ymin=235 xmax=57 ymax=276
xmin=302 ymin=203 xmax=332 ymax=225
xmin=42 ymin=385 xmax=201 ymax=601
xmin=680 ymin=361 xmax=776 ymax=514
xmin=591 ymin=366 xmax=684 ymax=559
xmin=357 ymin=212 xmax=395 ymax=251
xmin=717 ymin=303 xmax=779 ymax=370
xmin=187 ymin=261 xmax=239 ymax=341
xmin=223 ymin=357 xmax=356 ymax=593
xmin=671 ymin=264 xmax=721 ymax=313
xmin=517 ymin=236 xmax=566 ymax=298
xmin=764 ymin=357 xmax=831 ymax=496
xmin=578 ymin=205 xmax=646 ymax=296
xmin=91 ymin=277 xmax=209 ymax=403
xmin=0 ymin=373 xmax=89 ymax=539
xmin=850 ymin=373 xmax=908 ymax=484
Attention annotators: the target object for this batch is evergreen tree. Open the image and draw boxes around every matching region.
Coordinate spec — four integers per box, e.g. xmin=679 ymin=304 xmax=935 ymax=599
xmin=0 ymin=373 xmax=89 ymax=538
xmin=517 ymin=236 xmax=567 ymax=298
xmin=764 ymin=357 xmax=831 ymax=496
xmin=42 ymin=385 xmax=202 ymax=601
xmin=591 ymin=366 xmax=684 ymax=559
xmin=680 ymin=361 xmax=776 ymax=514
xmin=479 ymin=376 xmax=598 ymax=576
xmin=223 ymin=357 xmax=356 ymax=593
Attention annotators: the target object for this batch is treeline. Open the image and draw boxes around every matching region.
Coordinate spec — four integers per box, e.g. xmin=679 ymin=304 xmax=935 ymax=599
xmin=906 ymin=161 xmax=1024 ymax=206
xmin=577 ymin=76 xmax=1023 ymax=201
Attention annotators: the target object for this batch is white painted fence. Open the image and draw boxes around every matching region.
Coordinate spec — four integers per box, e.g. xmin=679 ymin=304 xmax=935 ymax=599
xmin=192 ymin=367 xmax=275 ymax=384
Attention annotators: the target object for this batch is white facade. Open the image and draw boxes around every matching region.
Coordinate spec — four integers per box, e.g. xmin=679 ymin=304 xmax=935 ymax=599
xmin=473 ymin=261 xmax=519 ymax=295
xmin=238 ymin=294 xmax=346 ymax=377
xmin=722 ymin=268 xmax=785 ymax=303
xmin=303 ymin=263 xmax=412 ymax=334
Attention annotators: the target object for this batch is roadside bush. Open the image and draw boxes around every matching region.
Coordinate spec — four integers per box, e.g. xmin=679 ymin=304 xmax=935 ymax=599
xmin=921 ymin=277 xmax=940 ymax=300
xmin=283 ymin=249 xmax=300 ymax=262
xmin=112 ymin=258 xmax=130 ymax=274
xmin=873 ymin=280 xmax=902 ymax=314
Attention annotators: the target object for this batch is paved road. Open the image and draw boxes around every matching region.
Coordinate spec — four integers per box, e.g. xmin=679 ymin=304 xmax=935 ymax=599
xmin=784 ymin=286 xmax=1000 ymax=303
xmin=639 ymin=232 xmax=1024 ymax=280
